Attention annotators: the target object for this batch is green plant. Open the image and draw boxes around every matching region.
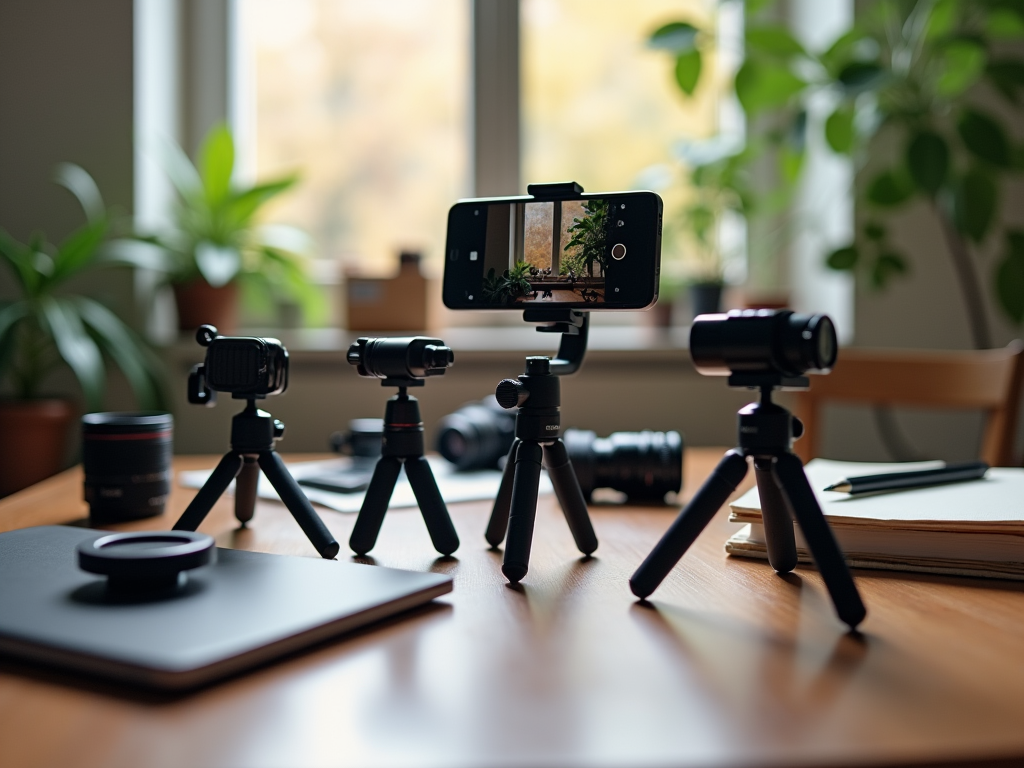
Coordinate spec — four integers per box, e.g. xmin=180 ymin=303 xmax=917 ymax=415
xmin=564 ymin=199 xmax=610 ymax=278
xmin=815 ymin=0 xmax=1024 ymax=346
xmin=482 ymin=261 xmax=535 ymax=304
xmin=651 ymin=1 xmax=1024 ymax=347
xmin=132 ymin=123 xmax=323 ymax=322
xmin=0 ymin=164 xmax=164 ymax=410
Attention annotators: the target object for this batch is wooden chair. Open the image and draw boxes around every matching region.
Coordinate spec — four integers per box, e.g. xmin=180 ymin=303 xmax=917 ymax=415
xmin=793 ymin=341 xmax=1024 ymax=466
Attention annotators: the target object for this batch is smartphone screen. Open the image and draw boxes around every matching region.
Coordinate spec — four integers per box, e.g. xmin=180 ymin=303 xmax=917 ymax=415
xmin=443 ymin=190 xmax=662 ymax=310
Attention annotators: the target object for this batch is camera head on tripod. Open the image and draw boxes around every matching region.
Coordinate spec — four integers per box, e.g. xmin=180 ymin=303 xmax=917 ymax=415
xmin=187 ymin=325 xmax=289 ymax=406
xmin=689 ymin=309 xmax=837 ymax=389
xmin=347 ymin=336 xmax=453 ymax=387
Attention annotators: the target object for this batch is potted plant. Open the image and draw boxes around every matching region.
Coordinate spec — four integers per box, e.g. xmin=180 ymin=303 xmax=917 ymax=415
xmin=483 ymin=261 xmax=535 ymax=304
xmin=130 ymin=123 xmax=322 ymax=332
xmin=0 ymin=164 xmax=165 ymax=495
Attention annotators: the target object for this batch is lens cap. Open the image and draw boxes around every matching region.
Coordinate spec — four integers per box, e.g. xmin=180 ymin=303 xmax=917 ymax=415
xmin=77 ymin=531 xmax=215 ymax=593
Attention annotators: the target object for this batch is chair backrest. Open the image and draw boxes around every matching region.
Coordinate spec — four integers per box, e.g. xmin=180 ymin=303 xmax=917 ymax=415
xmin=793 ymin=341 xmax=1024 ymax=466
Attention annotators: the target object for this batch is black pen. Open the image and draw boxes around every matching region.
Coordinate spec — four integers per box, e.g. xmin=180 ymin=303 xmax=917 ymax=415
xmin=823 ymin=461 xmax=990 ymax=495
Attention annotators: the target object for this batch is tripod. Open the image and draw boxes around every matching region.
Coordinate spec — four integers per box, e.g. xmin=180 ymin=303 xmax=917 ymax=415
xmin=173 ymin=400 xmax=340 ymax=560
xmin=629 ymin=376 xmax=866 ymax=629
xmin=349 ymin=378 xmax=460 ymax=557
xmin=485 ymin=356 xmax=598 ymax=583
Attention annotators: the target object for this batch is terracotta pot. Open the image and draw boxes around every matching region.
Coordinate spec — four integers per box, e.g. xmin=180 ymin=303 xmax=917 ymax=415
xmin=173 ymin=279 xmax=238 ymax=334
xmin=0 ymin=399 xmax=76 ymax=497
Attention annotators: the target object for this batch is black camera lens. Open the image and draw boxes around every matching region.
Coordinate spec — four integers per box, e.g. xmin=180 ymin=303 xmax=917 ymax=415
xmin=564 ymin=429 xmax=682 ymax=502
xmin=82 ymin=412 xmax=173 ymax=523
xmin=435 ymin=398 xmax=516 ymax=470
xmin=347 ymin=337 xmax=454 ymax=380
xmin=690 ymin=309 xmax=838 ymax=378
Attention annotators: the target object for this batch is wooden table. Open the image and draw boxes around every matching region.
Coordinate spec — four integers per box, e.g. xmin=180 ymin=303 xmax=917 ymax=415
xmin=2 ymin=450 xmax=1024 ymax=768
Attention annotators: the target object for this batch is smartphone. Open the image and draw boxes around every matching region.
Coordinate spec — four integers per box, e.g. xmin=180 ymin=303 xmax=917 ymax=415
xmin=443 ymin=189 xmax=663 ymax=310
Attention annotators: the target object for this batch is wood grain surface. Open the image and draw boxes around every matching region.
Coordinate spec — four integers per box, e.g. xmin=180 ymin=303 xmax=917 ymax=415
xmin=2 ymin=450 xmax=1024 ymax=768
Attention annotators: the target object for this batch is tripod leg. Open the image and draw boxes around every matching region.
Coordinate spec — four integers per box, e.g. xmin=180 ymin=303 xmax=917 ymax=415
xmin=753 ymin=457 xmax=798 ymax=573
xmin=405 ymin=456 xmax=460 ymax=556
xmin=234 ymin=456 xmax=260 ymax=526
xmin=173 ymin=453 xmax=243 ymax=532
xmin=258 ymin=452 xmax=340 ymax=560
xmin=485 ymin=439 xmax=520 ymax=547
xmin=543 ymin=440 xmax=598 ymax=556
xmin=630 ymin=450 xmax=748 ymax=599
xmin=773 ymin=452 xmax=866 ymax=629
xmin=349 ymin=456 xmax=403 ymax=556
xmin=502 ymin=441 xmax=544 ymax=584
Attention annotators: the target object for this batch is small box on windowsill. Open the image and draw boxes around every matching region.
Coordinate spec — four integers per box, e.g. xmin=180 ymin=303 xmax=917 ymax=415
xmin=345 ymin=251 xmax=430 ymax=331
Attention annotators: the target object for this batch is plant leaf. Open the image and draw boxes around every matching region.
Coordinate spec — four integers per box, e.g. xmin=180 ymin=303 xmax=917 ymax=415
xmin=200 ymin=123 xmax=235 ymax=206
xmin=648 ymin=21 xmax=699 ymax=53
xmin=825 ymin=105 xmax=855 ymax=153
xmin=957 ymin=109 xmax=1011 ymax=167
xmin=935 ymin=40 xmax=986 ymax=98
xmin=0 ymin=229 xmax=38 ymax=295
xmin=867 ymin=170 xmax=915 ymax=207
xmin=227 ymin=176 xmax=298 ymax=227
xmin=995 ymin=232 xmax=1024 ymax=323
xmin=49 ymin=217 xmax=109 ymax=285
xmin=746 ymin=25 xmax=806 ymax=57
xmin=953 ymin=168 xmax=998 ymax=243
xmin=872 ymin=251 xmax=908 ymax=288
xmin=195 ymin=241 xmax=242 ymax=287
xmin=74 ymin=297 xmax=160 ymax=409
xmin=734 ymin=60 xmax=807 ymax=116
xmin=39 ymin=297 xmax=104 ymax=411
xmin=826 ymin=245 xmax=858 ymax=270
xmin=906 ymin=130 xmax=950 ymax=194
xmin=158 ymin=136 xmax=203 ymax=201
xmin=985 ymin=58 xmax=1024 ymax=104
xmin=837 ymin=61 xmax=886 ymax=92
xmin=674 ymin=49 xmax=703 ymax=95
xmin=53 ymin=163 xmax=105 ymax=223
xmin=987 ymin=8 xmax=1024 ymax=39
xmin=864 ymin=221 xmax=886 ymax=241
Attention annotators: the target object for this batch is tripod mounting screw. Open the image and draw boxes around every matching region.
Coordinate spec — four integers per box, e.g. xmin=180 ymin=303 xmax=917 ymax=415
xmin=496 ymin=379 xmax=527 ymax=409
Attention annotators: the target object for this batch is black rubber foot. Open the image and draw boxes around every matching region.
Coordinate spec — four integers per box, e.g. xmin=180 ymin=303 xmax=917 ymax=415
xmin=322 ymin=542 xmax=341 ymax=559
xmin=629 ymin=578 xmax=652 ymax=600
xmin=502 ymin=563 xmax=527 ymax=583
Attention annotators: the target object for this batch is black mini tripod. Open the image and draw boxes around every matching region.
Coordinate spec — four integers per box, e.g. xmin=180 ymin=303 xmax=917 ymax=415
xmin=346 ymin=336 xmax=459 ymax=557
xmin=172 ymin=333 xmax=339 ymax=559
xmin=485 ymin=309 xmax=598 ymax=583
xmin=629 ymin=373 xmax=866 ymax=630
xmin=348 ymin=378 xmax=460 ymax=556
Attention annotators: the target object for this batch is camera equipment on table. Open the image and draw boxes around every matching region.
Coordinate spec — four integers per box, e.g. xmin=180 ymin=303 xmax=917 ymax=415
xmin=629 ymin=309 xmax=867 ymax=630
xmin=297 ymin=419 xmax=384 ymax=495
xmin=436 ymin=398 xmax=682 ymax=503
xmin=345 ymin=336 xmax=460 ymax=557
xmin=173 ymin=325 xmax=340 ymax=560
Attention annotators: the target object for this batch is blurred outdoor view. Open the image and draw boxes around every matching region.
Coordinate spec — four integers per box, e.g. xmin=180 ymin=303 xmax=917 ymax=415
xmin=243 ymin=0 xmax=719 ymax=283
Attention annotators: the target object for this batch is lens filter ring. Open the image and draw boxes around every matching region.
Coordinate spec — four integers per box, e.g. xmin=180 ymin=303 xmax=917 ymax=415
xmin=77 ymin=531 xmax=215 ymax=592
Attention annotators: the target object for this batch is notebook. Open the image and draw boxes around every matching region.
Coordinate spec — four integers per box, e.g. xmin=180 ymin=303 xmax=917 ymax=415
xmin=726 ymin=459 xmax=1024 ymax=580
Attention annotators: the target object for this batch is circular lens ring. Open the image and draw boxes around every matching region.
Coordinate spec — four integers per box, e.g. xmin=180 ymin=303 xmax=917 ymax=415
xmin=806 ymin=314 xmax=837 ymax=371
xmin=77 ymin=531 xmax=215 ymax=580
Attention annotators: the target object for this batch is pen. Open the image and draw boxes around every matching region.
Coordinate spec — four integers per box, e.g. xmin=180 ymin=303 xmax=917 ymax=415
xmin=823 ymin=461 xmax=990 ymax=495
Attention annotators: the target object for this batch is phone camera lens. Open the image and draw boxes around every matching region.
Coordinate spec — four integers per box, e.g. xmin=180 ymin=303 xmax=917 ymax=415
xmin=611 ymin=243 xmax=627 ymax=260
xmin=617 ymin=220 xmax=625 ymax=227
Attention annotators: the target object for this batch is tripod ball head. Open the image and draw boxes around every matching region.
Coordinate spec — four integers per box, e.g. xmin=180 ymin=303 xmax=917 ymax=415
xmin=347 ymin=337 xmax=453 ymax=383
xmin=690 ymin=309 xmax=837 ymax=379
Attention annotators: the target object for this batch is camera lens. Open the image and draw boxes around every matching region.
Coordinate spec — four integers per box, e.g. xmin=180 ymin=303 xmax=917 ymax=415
xmin=564 ymin=429 xmax=683 ymax=502
xmin=435 ymin=398 xmax=516 ymax=470
xmin=82 ymin=412 xmax=173 ymax=522
xmin=690 ymin=309 xmax=837 ymax=377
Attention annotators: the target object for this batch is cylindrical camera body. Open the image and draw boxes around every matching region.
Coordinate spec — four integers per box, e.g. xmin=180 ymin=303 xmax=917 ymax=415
xmin=564 ymin=429 xmax=683 ymax=502
xmin=690 ymin=309 xmax=837 ymax=377
xmin=82 ymin=412 xmax=173 ymax=522
xmin=347 ymin=336 xmax=454 ymax=380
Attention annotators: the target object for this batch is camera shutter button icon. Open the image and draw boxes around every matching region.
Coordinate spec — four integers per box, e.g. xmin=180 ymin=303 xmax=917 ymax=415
xmin=611 ymin=243 xmax=627 ymax=260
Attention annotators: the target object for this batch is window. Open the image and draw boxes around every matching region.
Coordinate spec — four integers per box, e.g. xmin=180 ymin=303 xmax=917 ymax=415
xmin=240 ymin=0 xmax=469 ymax=277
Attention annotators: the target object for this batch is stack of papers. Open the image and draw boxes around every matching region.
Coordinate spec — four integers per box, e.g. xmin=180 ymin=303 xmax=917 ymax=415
xmin=179 ymin=456 xmax=553 ymax=514
xmin=726 ymin=459 xmax=1024 ymax=581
